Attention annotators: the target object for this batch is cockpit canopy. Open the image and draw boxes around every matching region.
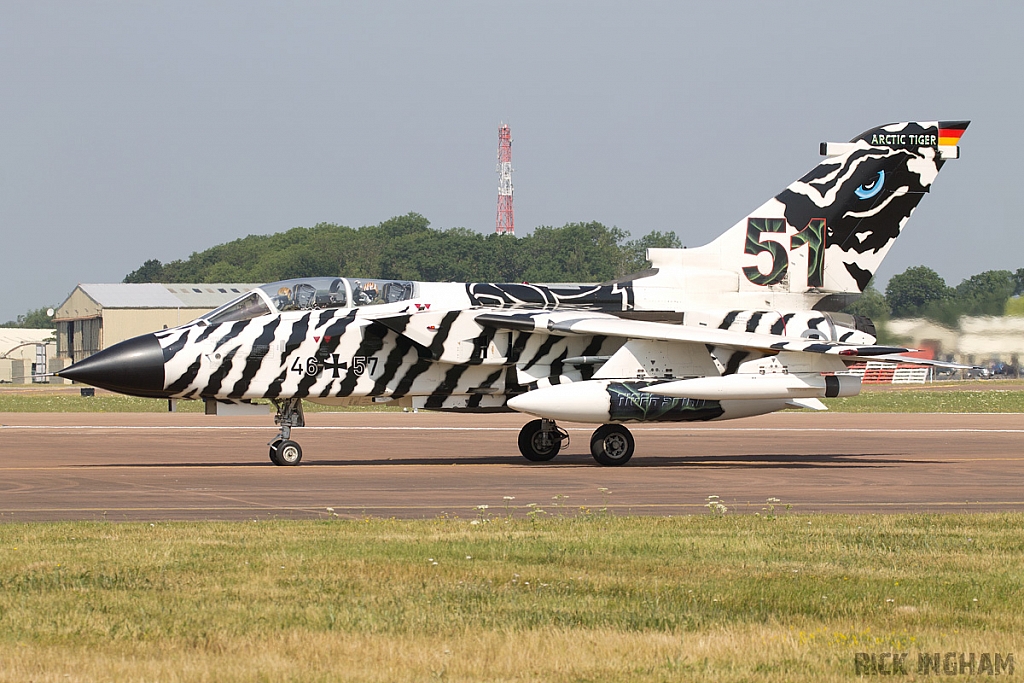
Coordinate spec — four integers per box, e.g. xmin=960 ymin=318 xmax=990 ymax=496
xmin=202 ymin=277 xmax=418 ymax=325
xmin=262 ymin=277 xmax=349 ymax=313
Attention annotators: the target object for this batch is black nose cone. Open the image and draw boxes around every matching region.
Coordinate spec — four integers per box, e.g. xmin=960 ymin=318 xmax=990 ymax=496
xmin=58 ymin=333 xmax=168 ymax=398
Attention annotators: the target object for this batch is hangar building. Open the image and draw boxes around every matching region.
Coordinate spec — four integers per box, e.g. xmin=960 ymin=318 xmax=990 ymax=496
xmin=0 ymin=329 xmax=58 ymax=383
xmin=54 ymin=283 xmax=260 ymax=363
xmin=887 ymin=316 xmax=1024 ymax=368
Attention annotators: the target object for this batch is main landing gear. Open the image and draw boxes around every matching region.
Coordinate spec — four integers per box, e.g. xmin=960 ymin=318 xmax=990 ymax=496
xmin=589 ymin=424 xmax=635 ymax=466
xmin=517 ymin=419 xmax=569 ymax=461
xmin=517 ymin=420 xmax=635 ymax=466
xmin=269 ymin=398 xmax=305 ymax=466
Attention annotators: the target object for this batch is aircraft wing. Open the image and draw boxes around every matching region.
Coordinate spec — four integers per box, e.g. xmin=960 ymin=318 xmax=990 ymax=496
xmin=475 ymin=311 xmax=911 ymax=360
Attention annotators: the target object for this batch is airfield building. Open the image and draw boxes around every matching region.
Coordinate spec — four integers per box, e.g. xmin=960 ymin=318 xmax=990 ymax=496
xmin=0 ymin=329 xmax=58 ymax=383
xmin=54 ymin=283 xmax=260 ymax=363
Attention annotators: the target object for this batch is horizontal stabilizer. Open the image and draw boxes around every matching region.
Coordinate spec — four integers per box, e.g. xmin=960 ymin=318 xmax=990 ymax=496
xmin=866 ymin=354 xmax=979 ymax=370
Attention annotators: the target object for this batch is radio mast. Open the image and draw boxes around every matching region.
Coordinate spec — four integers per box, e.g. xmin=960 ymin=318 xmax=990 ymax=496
xmin=495 ymin=123 xmax=514 ymax=235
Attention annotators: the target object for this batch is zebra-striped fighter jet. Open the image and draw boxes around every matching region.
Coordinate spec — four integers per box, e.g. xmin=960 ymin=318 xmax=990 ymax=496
xmin=58 ymin=121 xmax=969 ymax=466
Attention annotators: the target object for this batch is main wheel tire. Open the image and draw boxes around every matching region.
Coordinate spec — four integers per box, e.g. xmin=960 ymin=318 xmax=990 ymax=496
xmin=517 ymin=419 xmax=561 ymax=462
xmin=590 ymin=424 xmax=634 ymax=466
xmin=272 ymin=439 xmax=303 ymax=466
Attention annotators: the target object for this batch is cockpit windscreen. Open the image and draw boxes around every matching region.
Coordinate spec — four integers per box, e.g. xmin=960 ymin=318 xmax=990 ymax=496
xmin=204 ymin=292 xmax=272 ymax=325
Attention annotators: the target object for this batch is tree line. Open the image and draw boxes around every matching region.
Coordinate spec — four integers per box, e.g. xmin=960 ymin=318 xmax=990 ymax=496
xmin=0 ymin=308 xmax=55 ymax=329
xmin=5 ymin=213 xmax=1022 ymax=329
xmin=123 ymin=213 xmax=680 ymax=286
xmin=847 ymin=266 xmax=1024 ymax=327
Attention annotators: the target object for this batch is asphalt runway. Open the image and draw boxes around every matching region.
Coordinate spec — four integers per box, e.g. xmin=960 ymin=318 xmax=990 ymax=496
xmin=2 ymin=411 xmax=1023 ymax=521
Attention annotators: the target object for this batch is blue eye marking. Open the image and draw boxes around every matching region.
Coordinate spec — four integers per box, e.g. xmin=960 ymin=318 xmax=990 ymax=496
xmin=855 ymin=170 xmax=885 ymax=200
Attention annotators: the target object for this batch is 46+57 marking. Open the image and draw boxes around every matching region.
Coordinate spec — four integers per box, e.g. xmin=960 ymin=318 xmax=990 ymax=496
xmin=291 ymin=354 xmax=377 ymax=378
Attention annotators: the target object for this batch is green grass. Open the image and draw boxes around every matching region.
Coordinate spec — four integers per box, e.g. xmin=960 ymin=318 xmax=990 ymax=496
xmin=824 ymin=389 xmax=1024 ymax=413
xmin=0 ymin=515 xmax=1021 ymax=681
xmin=0 ymin=392 xmax=205 ymax=413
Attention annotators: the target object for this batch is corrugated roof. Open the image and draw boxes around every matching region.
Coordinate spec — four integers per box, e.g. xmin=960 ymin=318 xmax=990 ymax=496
xmin=76 ymin=283 xmax=261 ymax=309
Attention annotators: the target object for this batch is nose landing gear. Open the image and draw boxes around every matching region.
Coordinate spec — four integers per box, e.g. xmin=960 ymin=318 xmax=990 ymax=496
xmin=270 ymin=439 xmax=303 ymax=466
xmin=269 ymin=398 xmax=305 ymax=466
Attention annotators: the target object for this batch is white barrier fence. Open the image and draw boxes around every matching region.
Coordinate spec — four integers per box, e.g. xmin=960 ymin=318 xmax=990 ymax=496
xmin=836 ymin=361 xmax=930 ymax=385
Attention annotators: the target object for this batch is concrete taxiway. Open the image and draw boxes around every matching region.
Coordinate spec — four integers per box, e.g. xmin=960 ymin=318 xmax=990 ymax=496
xmin=1 ymin=411 xmax=1022 ymax=521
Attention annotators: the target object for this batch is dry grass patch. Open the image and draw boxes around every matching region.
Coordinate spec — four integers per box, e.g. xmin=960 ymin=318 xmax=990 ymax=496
xmin=1 ymin=515 xmax=1021 ymax=681
xmin=5 ymin=626 xmax=1020 ymax=682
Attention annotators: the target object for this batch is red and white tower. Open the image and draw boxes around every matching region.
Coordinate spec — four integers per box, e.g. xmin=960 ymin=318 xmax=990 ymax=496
xmin=495 ymin=123 xmax=514 ymax=235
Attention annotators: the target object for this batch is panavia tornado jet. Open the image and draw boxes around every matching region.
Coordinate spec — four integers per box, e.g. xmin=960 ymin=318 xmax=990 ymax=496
xmin=58 ymin=120 xmax=969 ymax=466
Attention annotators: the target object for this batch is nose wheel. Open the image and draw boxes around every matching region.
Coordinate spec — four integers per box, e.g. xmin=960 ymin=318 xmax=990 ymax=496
xmin=269 ymin=398 xmax=305 ymax=466
xmin=270 ymin=439 xmax=303 ymax=466
xmin=590 ymin=424 xmax=634 ymax=466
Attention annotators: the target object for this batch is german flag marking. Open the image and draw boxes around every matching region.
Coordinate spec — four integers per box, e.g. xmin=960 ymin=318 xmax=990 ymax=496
xmin=939 ymin=128 xmax=965 ymax=146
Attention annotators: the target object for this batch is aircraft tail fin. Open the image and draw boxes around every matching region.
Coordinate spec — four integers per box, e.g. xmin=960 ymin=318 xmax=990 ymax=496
xmin=648 ymin=121 xmax=968 ymax=309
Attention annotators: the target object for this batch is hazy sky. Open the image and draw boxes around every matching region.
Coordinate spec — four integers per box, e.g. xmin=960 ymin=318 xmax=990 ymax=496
xmin=2 ymin=1 xmax=1020 ymax=322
